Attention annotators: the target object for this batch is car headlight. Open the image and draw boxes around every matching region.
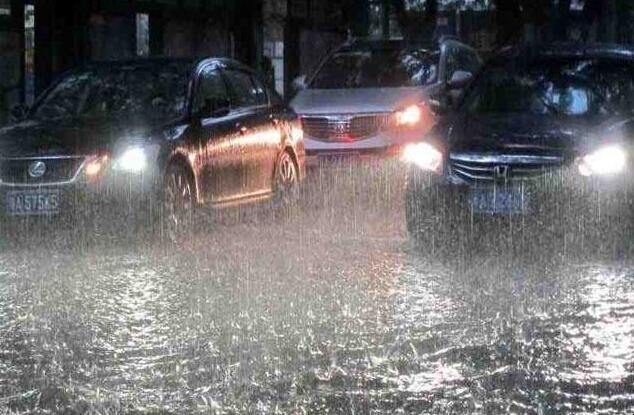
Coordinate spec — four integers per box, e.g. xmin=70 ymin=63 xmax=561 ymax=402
xmin=403 ymin=142 xmax=443 ymax=172
xmin=114 ymin=147 xmax=148 ymax=173
xmin=396 ymin=105 xmax=423 ymax=127
xmin=578 ymin=145 xmax=627 ymax=176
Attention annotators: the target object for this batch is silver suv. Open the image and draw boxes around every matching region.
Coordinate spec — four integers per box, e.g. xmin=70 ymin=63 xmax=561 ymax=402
xmin=291 ymin=37 xmax=481 ymax=166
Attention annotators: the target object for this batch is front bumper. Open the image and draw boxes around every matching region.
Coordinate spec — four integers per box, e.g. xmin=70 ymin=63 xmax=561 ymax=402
xmin=0 ymin=170 xmax=161 ymax=223
xmin=304 ymin=126 xmax=429 ymax=167
xmin=407 ymin=163 xmax=634 ymax=223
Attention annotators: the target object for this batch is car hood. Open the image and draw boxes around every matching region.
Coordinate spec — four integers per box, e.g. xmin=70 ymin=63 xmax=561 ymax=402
xmin=290 ymin=87 xmax=427 ymax=115
xmin=0 ymin=118 xmax=156 ymax=158
xmin=449 ymin=113 xmax=630 ymax=156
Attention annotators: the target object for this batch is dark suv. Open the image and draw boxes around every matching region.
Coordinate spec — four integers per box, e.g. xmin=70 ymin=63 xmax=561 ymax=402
xmin=0 ymin=58 xmax=305 ymax=238
xmin=404 ymin=44 xmax=634 ymax=248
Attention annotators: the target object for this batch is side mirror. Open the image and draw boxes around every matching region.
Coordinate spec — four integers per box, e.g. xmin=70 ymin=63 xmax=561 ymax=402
xmin=292 ymin=75 xmax=307 ymax=93
xmin=447 ymin=70 xmax=473 ymax=90
xmin=428 ymin=97 xmax=449 ymax=115
xmin=10 ymin=104 xmax=28 ymax=122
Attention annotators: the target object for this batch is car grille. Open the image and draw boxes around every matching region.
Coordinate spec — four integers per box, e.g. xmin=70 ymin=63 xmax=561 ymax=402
xmin=301 ymin=114 xmax=393 ymax=142
xmin=449 ymin=153 xmax=564 ymax=183
xmin=0 ymin=157 xmax=86 ymax=185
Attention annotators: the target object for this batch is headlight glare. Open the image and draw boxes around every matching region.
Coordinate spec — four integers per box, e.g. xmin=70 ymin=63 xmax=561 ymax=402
xmin=578 ymin=145 xmax=627 ymax=176
xmin=85 ymin=154 xmax=109 ymax=177
xmin=396 ymin=105 xmax=422 ymax=126
xmin=115 ymin=147 xmax=147 ymax=173
xmin=403 ymin=142 xmax=443 ymax=172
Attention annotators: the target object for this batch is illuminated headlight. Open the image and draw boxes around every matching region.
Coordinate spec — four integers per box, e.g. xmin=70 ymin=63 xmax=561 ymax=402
xmin=114 ymin=147 xmax=148 ymax=173
xmin=403 ymin=142 xmax=443 ymax=172
xmin=396 ymin=105 xmax=422 ymax=126
xmin=578 ymin=145 xmax=627 ymax=176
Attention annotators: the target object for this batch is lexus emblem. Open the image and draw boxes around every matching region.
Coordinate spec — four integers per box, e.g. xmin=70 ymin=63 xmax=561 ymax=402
xmin=28 ymin=161 xmax=46 ymax=178
xmin=493 ymin=165 xmax=509 ymax=180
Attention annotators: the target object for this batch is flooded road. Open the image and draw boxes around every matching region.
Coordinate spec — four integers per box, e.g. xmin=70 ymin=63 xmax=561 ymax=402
xmin=0 ymin=162 xmax=633 ymax=414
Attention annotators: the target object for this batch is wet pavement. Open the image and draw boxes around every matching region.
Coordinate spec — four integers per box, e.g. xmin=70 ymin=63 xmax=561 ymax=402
xmin=0 ymin=162 xmax=633 ymax=414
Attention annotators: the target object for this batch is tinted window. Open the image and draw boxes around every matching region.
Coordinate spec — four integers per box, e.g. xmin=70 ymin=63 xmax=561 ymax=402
xmin=444 ymin=45 xmax=479 ymax=81
xmin=34 ymin=64 xmax=191 ymax=121
xmin=34 ymin=73 xmax=92 ymax=119
xmin=310 ymin=47 xmax=439 ymax=89
xmin=193 ymin=66 xmax=229 ymax=115
xmin=402 ymin=50 xmax=440 ymax=86
xmin=225 ymin=70 xmax=263 ymax=109
xmin=575 ymin=60 xmax=634 ymax=112
xmin=464 ymin=59 xmax=620 ymax=116
xmin=465 ymin=49 xmax=482 ymax=74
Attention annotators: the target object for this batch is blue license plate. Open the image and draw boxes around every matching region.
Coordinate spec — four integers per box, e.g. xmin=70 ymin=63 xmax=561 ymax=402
xmin=470 ymin=188 xmax=527 ymax=215
xmin=6 ymin=189 xmax=61 ymax=216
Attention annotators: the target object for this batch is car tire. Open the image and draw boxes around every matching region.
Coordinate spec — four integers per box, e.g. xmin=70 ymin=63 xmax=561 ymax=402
xmin=272 ymin=150 xmax=299 ymax=218
xmin=159 ymin=162 xmax=196 ymax=242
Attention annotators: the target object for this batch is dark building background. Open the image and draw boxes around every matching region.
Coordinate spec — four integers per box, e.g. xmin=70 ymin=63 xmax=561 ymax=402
xmin=1 ymin=0 xmax=632 ymax=123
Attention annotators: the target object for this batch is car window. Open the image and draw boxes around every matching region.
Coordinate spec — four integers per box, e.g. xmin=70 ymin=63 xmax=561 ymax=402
xmin=310 ymin=47 xmax=438 ymax=89
xmin=463 ymin=48 xmax=481 ymax=74
xmin=193 ymin=66 xmax=230 ymax=115
xmin=444 ymin=45 xmax=479 ymax=81
xmin=575 ymin=60 xmax=634 ymax=113
xmin=33 ymin=72 xmax=92 ymax=119
xmin=224 ymin=70 xmax=263 ymax=109
xmin=34 ymin=64 xmax=191 ymax=121
xmin=402 ymin=50 xmax=440 ymax=86
xmin=464 ymin=60 xmax=609 ymax=116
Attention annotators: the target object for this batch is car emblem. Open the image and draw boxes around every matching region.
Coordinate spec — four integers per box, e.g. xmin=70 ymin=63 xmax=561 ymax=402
xmin=28 ymin=161 xmax=47 ymax=178
xmin=333 ymin=122 xmax=348 ymax=133
xmin=493 ymin=165 xmax=509 ymax=180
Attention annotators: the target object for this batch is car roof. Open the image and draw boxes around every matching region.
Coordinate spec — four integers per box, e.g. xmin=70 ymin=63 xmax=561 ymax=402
xmin=493 ymin=42 xmax=634 ymax=63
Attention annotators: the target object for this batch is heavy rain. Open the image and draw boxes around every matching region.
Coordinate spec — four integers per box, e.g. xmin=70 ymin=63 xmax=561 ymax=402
xmin=0 ymin=0 xmax=633 ymax=414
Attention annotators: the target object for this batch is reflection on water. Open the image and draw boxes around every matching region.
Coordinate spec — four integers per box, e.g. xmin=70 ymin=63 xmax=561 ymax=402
xmin=0 ymin=162 xmax=632 ymax=414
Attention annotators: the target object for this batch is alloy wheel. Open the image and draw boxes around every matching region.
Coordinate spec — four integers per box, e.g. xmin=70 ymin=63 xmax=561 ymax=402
xmin=163 ymin=166 xmax=194 ymax=241
xmin=275 ymin=152 xmax=299 ymax=208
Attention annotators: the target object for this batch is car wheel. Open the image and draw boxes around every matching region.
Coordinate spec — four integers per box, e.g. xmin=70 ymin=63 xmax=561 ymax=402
xmin=161 ymin=163 xmax=195 ymax=242
xmin=272 ymin=151 xmax=299 ymax=216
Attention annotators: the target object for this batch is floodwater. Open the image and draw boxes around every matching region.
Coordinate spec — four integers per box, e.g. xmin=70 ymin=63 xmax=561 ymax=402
xmin=0 ymin=162 xmax=632 ymax=414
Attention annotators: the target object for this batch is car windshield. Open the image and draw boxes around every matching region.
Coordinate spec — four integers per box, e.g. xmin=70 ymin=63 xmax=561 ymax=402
xmin=32 ymin=63 xmax=191 ymax=121
xmin=465 ymin=59 xmax=634 ymax=117
xmin=310 ymin=47 xmax=439 ymax=89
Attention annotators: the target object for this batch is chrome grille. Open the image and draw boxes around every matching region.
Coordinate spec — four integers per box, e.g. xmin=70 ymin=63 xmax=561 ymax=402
xmin=301 ymin=114 xmax=393 ymax=142
xmin=449 ymin=153 xmax=564 ymax=183
xmin=0 ymin=157 xmax=86 ymax=185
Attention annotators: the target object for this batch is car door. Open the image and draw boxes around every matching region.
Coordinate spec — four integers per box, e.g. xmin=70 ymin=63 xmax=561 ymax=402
xmin=193 ymin=64 xmax=242 ymax=204
xmin=223 ymin=69 xmax=280 ymax=196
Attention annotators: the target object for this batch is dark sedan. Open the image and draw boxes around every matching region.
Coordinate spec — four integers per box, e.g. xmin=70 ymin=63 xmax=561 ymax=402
xmin=404 ymin=43 xmax=634 ymax=249
xmin=0 ymin=58 xmax=305 ymax=238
